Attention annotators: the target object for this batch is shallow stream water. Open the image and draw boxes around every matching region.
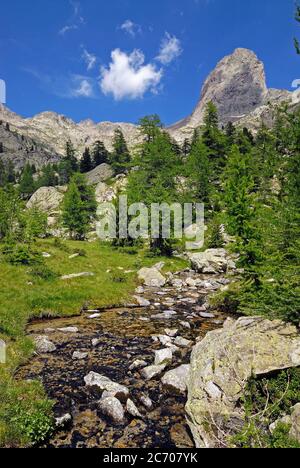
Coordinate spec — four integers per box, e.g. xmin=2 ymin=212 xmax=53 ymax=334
xmin=17 ymin=270 xmax=231 ymax=448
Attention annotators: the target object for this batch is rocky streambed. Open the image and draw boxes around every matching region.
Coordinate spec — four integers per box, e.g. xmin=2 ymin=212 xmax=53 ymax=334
xmin=17 ymin=269 xmax=232 ymax=449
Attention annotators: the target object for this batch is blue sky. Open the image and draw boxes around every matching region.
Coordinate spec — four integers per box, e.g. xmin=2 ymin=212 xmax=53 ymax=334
xmin=0 ymin=0 xmax=299 ymax=125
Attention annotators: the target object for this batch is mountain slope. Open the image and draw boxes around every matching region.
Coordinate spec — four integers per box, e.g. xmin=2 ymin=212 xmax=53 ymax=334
xmin=1 ymin=48 xmax=299 ymax=169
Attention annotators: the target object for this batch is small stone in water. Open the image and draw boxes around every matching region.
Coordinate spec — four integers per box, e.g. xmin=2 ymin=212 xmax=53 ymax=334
xmin=92 ymin=338 xmax=101 ymax=347
xmin=174 ymin=336 xmax=193 ymax=348
xmin=72 ymin=351 xmax=88 ymax=360
xmin=165 ymin=328 xmax=178 ymax=337
xmin=154 ymin=348 xmax=173 ymax=366
xmin=200 ymin=312 xmax=216 ymax=319
xmin=98 ymin=397 xmax=125 ymax=425
xmin=126 ymin=399 xmax=143 ymax=419
xmin=57 ymin=327 xmax=79 ymax=334
xmin=129 ymin=359 xmax=147 ymax=371
xmin=88 ymin=314 xmax=101 ymax=319
xmin=139 ymin=394 xmax=153 ymax=410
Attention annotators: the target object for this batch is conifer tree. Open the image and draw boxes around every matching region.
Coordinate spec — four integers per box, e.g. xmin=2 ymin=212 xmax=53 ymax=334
xmin=62 ymin=173 xmax=97 ymax=240
xmin=80 ymin=147 xmax=92 ymax=173
xmin=109 ymin=129 xmax=130 ymax=174
xmin=92 ymin=140 xmax=109 ymax=167
xmin=186 ymin=135 xmax=211 ymax=203
xmin=19 ymin=163 xmax=36 ymax=199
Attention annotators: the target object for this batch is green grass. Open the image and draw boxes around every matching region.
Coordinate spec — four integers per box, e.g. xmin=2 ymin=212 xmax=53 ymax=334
xmin=0 ymin=239 xmax=188 ymax=447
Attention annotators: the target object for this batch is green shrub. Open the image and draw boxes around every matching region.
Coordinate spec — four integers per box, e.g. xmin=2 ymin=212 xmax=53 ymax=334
xmin=2 ymin=244 xmax=42 ymax=266
xmin=30 ymin=264 xmax=58 ymax=281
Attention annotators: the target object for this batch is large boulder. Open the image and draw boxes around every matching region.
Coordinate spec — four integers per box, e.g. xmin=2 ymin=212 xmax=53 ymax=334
xmin=138 ymin=267 xmax=166 ymax=288
xmin=188 ymin=248 xmax=229 ymax=274
xmin=186 ymin=317 xmax=300 ymax=448
xmin=26 ymin=186 xmax=66 ymax=214
xmin=86 ymin=163 xmax=114 ymax=185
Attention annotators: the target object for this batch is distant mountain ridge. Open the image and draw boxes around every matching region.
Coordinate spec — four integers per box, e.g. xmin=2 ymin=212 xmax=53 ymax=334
xmin=1 ymin=48 xmax=299 ymax=169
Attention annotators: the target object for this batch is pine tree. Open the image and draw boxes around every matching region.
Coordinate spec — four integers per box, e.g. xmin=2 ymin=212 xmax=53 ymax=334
xmin=62 ymin=173 xmax=97 ymax=240
xmin=65 ymin=140 xmax=78 ymax=172
xmin=223 ymin=145 xmax=254 ymax=241
xmin=127 ymin=116 xmax=181 ymax=255
xmin=80 ymin=147 xmax=92 ymax=173
xmin=37 ymin=164 xmax=58 ymax=187
xmin=182 ymin=138 xmax=192 ymax=158
xmin=186 ymin=135 xmax=211 ymax=203
xmin=92 ymin=140 xmax=109 ymax=167
xmin=202 ymin=102 xmax=227 ymax=179
xmin=19 ymin=164 xmax=36 ymax=199
xmin=109 ymin=129 xmax=130 ymax=174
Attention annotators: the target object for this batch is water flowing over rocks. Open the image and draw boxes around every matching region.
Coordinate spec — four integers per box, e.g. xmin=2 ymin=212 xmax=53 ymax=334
xmin=186 ymin=317 xmax=300 ymax=448
xmin=17 ymin=268 xmax=235 ymax=448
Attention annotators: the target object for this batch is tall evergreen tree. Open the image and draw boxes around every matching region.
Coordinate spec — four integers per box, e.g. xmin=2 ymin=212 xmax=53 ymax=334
xmin=92 ymin=140 xmax=109 ymax=167
xmin=109 ymin=129 xmax=130 ymax=174
xmin=19 ymin=164 xmax=36 ymax=199
xmin=80 ymin=147 xmax=92 ymax=173
xmin=202 ymin=102 xmax=227 ymax=179
xmin=186 ymin=136 xmax=211 ymax=203
xmin=62 ymin=173 xmax=97 ymax=240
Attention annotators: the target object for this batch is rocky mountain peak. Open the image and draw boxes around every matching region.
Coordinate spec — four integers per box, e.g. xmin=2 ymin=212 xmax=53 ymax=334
xmin=187 ymin=47 xmax=268 ymax=127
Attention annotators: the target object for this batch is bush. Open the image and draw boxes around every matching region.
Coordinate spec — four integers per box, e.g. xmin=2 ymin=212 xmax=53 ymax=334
xmin=232 ymin=368 xmax=300 ymax=448
xmin=1 ymin=244 xmax=42 ymax=266
xmin=30 ymin=264 xmax=58 ymax=281
xmin=110 ymin=271 xmax=126 ymax=283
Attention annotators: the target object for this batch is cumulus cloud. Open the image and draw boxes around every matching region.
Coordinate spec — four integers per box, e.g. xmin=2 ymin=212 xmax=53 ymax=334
xmin=157 ymin=33 xmax=183 ymax=65
xmin=120 ymin=19 xmax=142 ymax=37
xmin=82 ymin=48 xmax=97 ymax=71
xmin=100 ymin=49 xmax=163 ymax=100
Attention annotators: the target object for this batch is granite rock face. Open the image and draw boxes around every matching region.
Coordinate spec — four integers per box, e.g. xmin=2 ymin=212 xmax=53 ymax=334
xmin=26 ymin=186 xmax=66 ymax=214
xmin=186 ymin=317 xmax=300 ymax=448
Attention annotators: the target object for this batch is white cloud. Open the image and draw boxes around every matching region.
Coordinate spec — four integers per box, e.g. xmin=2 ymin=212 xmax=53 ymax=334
xmin=72 ymin=78 xmax=94 ymax=97
xmin=120 ymin=19 xmax=142 ymax=37
xmin=82 ymin=48 xmax=97 ymax=71
xmin=59 ymin=1 xmax=85 ymax=36
xmin=100 ymin=49 xmax=163 ymax=101
xmin=157 ymin=33 xmax=183 ymax=65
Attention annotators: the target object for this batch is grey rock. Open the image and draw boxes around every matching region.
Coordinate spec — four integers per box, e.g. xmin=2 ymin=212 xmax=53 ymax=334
xmin=138 ymin=267 xmax=166 ymax=288
xmin=186 ymin=317 xmax=300 ymax=448
xmin=200 ymin=312 xmax=216 ymax=319
xmin=34 ymin=336 xmax=56 ymax=354
xmin=98 ymin=397 xmax=125 ymax=425
xmin=86 ymin=163 xmax=114 ymax=185
xmin=84 ymin=372 xmax=129 ymax=401
xmin=161 ymin=365 xmax=190 ymax=395
xmin=129 ymin=359 xmax=148 ymax=371
xmin=55 ymin=413 xmax=72 ymax=428
xmin=139 ymin=394 xmax=153 ymax=410
xmin=141 ymin=364 xmax=167 ymax=381
xmin=154 ymin=348 xmax=173 ymax=366
xmin=72 ymin=351 xmax=88 ymax=360
xmin=61 ymin=272 xmax=94 ymax=280
xmin=57 ymin=327 xmax=79 ymax=334
xmin=133 ymin=296 xmax=151 ymax=307
xmin=174 ymin=336 xmax=193 ymax=348
xmin=126 ymin=399 xmax=143 ymax=419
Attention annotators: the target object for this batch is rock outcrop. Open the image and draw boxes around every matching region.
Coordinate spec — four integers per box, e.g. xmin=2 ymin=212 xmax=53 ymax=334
xmin=26 ymin=186 xmax=66 ymax=215
xmin=186 ymin=317 xmax=300 ymax=448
